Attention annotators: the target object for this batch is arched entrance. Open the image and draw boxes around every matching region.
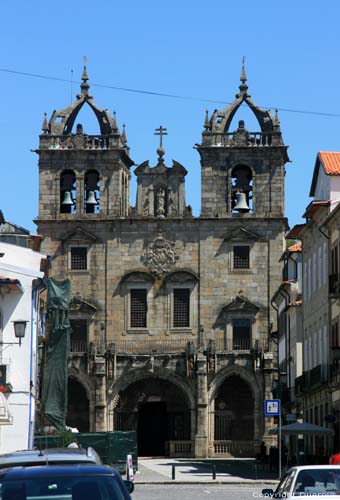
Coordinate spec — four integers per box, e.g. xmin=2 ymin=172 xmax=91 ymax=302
xmin=66 ymin=378 xmax=89 ymax=432
xmin=114 ymin=378 xmax=191 ymax=457
xmin=214 ymin=374 xmax=254 ymax=441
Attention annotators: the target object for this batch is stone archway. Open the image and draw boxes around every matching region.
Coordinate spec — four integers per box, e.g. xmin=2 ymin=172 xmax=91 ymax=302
xmin=113 ymin=376 xmax=192 ymax=457
xmin=66 ymin=378 xmax=90 ymax=432
xmin=208 ymin=365 xmax=262 ymax=457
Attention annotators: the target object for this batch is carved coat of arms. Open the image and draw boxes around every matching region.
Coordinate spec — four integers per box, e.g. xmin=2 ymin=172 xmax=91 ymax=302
xmin=142 ymin=231 xmax=177 ymax=278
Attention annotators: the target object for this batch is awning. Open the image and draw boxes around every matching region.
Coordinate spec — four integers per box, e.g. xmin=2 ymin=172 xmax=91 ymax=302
xmin=269 ymin=422 xmax=334 ymax=435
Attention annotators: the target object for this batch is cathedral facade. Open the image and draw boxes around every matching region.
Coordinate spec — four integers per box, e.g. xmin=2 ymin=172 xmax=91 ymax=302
xmin=35 ymin=66 xmax=289 ymax=457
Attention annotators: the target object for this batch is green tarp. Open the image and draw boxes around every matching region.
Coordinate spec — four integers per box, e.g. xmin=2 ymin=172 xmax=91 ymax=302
xmin=42 ymin=278 xmax=71 ymax=431
xmin=34 ymin=431 xmax=138 ymax=473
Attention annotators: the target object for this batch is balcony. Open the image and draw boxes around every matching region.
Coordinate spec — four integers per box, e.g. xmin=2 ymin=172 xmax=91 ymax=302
xmin=309 ymin=364 xmax=328 ymax=388
xmin=329 ymin=274 xmax=340 ymax=296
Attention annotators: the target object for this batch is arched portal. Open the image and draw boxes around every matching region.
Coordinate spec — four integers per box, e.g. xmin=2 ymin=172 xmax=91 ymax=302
xmin=66 ymin=378 xmax=89 ymax=432
xmin=114 ymin=377 xmax=191 ymax=457
xmin=214 ymin=374 xmax=254 ymax=441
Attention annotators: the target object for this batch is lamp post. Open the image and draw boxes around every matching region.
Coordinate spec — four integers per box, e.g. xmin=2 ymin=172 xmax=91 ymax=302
xmin=5 ymin=320 xmax=28 ymax=346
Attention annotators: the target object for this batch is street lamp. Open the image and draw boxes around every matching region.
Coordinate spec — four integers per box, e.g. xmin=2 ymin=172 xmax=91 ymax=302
xmin=9 ymin=320 xmax=28 ymax=346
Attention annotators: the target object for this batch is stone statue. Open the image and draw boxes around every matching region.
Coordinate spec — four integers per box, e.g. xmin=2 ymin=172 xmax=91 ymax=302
xmin=156 ymin=187 xmax=165 ymax=217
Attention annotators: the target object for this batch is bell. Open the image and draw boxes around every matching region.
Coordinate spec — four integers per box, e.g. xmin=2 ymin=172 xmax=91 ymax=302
xmin=61 ymin=191 xmax=74 ymax=205
xmin=234 ymin=191 xmax=249 ymax=213
xmin=86 ymin=190 xmax=98 ymax=205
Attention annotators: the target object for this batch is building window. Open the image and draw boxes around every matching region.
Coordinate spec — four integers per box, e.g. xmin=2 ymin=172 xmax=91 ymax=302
xmin=331 ymin=319 xmax=339 ymax=348
xmin=70 ymin=247 xmax=87 ymax=270
xmin=233 ymin=246 xmax=249 ymax=269
xmin=70 ymin=319 xmax=87 ymax=353
xmin=232 ymin=318 xmax=251 ymax=350
xmin=173 ymin=288 xmax=190 ymax=328
xmin=130 ymin=289 xmax=147 ymax=328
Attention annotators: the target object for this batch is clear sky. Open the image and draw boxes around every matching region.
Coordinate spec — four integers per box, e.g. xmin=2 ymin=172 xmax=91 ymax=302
xmin=1 ymin=1 xmax=339 ymax=233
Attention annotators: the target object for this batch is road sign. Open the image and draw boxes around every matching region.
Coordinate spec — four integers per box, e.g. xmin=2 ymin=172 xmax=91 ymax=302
xmin=264 ymin=399 xmax=281 ymax=416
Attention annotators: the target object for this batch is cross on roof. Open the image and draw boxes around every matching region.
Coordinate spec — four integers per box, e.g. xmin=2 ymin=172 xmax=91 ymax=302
xmin=154 ymin=126 xmax=167 ymax=149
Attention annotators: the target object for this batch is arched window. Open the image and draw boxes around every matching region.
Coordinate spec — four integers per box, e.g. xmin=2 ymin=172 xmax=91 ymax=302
xmin=60 ymin=169 xmax=76 ymax=214
xmin=230 ymin=165 xmax=253 ymax=213
xmin=84 ymin=170 xmax=100 ymax=214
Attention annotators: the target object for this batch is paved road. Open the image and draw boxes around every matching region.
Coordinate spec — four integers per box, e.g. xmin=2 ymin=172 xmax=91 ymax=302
xmin=133 ymin=484 xmax=276 ymax=500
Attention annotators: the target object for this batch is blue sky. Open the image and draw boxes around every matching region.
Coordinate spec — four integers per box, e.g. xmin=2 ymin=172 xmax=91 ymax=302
xmin=1 ymin=1 xmax=339 ymax=233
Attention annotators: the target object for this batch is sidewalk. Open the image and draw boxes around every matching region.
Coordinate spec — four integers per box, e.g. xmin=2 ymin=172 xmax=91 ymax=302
xmin=133 ymin=458 xmax=280 ymax=484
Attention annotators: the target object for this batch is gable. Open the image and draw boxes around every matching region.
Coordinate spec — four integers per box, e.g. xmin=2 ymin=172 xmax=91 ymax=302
xmin=223 ymin=227 xmax=260 ymax=242
xmin=60 ymin=227 xmax=98 ymax=243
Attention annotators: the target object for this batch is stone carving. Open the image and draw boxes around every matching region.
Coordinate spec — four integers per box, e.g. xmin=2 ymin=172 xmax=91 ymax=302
xmin=168 ymin=188 xmax=177 ymax=215
xmin=156 ymin=187 xmax=166 ymax=217
xmin=141 ymin=230 xmax=177 ymax=277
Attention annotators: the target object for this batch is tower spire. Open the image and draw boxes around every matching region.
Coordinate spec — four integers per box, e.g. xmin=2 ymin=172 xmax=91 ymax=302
xmin=80 ymin=57 xmax=90 ymax=97
xmin=239 ymin=57 xmax=248 ymax=96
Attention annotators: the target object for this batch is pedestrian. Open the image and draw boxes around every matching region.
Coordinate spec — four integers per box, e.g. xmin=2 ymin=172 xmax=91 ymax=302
xmin=260 ymin=441 xmax=267 ymax=462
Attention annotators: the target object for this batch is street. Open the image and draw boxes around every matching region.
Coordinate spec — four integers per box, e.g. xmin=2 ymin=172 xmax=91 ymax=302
xmin=133 ymin=484 xmax=276 ymax=500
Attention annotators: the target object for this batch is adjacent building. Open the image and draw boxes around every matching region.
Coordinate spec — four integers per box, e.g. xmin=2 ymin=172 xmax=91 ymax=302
xmin=0 ymin=240 xmax=45 ymax=452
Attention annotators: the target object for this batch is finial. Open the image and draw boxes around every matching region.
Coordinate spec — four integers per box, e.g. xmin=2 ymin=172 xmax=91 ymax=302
xmin=80 ymin=57 xmax=90 ymax=97
xmin=240 ymin=56 xmax=247 ymax=83
xmin=42 ymin=112 xmax=49 ymax=134
xmin=121 ymin=124 xmax=127 ymax=144
xmin=273 ymin=109 xmax=281 ymax=130
xmin=154 ymin=126 xmax=167 ymax=164
xmin=204 ymin=110 xmax=210 ymax=130
xmin=112 ymin=111 xmax=118 ymax=132
xmin=238 ymin=57 xmax=248 ymax=96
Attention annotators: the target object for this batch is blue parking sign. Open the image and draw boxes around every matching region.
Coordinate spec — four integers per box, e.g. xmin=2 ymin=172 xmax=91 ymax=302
xmin=264 ymin=399 xmax=280 ymax=416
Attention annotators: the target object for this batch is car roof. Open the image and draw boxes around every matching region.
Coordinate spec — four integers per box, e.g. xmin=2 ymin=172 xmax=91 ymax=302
xmin=289 ymin=465 xmax=340 ymax=471
xmin=0 ymin=464 xmax=117 ymax=480
xmin=0 ymin=448 xmax=101 ymax=467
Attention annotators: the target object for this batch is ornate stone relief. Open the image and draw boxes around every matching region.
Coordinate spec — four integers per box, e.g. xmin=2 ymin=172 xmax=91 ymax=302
xmin=141 ymin=230 xmax=177 ymax=278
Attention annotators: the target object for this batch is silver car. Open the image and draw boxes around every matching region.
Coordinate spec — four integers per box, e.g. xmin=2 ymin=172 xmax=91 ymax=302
xmin=0 ymin=447 xmax=102 ymax=469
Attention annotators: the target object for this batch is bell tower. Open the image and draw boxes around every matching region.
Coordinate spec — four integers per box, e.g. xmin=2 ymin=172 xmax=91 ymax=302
xmin=36 ymin=66 xmax=133 ymax=222
xmin=197 ymin=64 xmax=289 ymax=218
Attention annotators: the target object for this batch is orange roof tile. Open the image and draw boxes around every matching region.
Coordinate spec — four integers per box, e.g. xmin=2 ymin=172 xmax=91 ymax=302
xmin=288 ymin=241 xmax=302 ymax=252
xmin=319 ymin=152 xmax=340 ymax=175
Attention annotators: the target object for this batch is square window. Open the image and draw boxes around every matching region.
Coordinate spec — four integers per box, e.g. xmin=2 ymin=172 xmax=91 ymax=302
xmin=71 ymin=247 xmax=87 ymax=270
xmin=233 ymin=246 xmax=249 ymax=269
xmin=173 ymin=288 xmax=190 ymax=328
xmin=130 ymin=289 xmax=147 ymax=328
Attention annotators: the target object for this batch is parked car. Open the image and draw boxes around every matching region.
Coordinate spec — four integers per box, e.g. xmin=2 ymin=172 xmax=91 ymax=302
xmin=262 ymin=465 xmax=340 ymax=498
xmin=0 ymin=447 xmax=102 ymax=469
xmin=0 ymin=464 xmax=134 ymax=500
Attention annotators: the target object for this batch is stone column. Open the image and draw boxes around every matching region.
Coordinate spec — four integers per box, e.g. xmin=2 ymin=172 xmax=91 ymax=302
xmin=94 ymin=356 xmax=107 ymax=432
xmin=194 ymin=352 xmax=208 ymax=457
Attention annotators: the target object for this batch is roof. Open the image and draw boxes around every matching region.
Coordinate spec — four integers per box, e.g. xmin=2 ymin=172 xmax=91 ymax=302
xmin=319 ymin=152 xmax=340 ymax=174
xmin=0 ymin=448 xmax=101 ymax=468
xmin=310 ymin=152 xmax=340 ymax=196
xmin=0 ymin=464 xmax=116 ymax=480
xmin=287 ymin=241 xmax=302 ymax=252
xmin=286 ymin=224 xmax=305 ymax=239
xmin=0 ymin=277 xmax=23 ymax=292
xmin=303 ymin=200 xmax=330 ymax=219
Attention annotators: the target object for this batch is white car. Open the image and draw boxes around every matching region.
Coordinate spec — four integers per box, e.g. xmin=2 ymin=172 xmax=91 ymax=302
xmin=262 ymin=465 xmax=340 ymax=498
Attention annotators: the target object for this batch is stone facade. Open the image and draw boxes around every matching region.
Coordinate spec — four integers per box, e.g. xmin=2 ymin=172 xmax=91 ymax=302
xmin=35 ymin=65 xmax=289 ymax=457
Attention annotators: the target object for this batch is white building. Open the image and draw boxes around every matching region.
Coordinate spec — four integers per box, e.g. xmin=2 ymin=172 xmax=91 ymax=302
xmin=0 ymin=242 xmax=45 ymax=453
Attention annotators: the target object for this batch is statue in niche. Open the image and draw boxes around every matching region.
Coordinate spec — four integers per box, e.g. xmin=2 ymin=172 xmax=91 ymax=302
xmin=143 ymin=192 xmax=150 ymax=216
xmin=168 ymin=188 xmax=177 ymax=215
xmin=156 ymin=187 xmax=165 ymax=217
